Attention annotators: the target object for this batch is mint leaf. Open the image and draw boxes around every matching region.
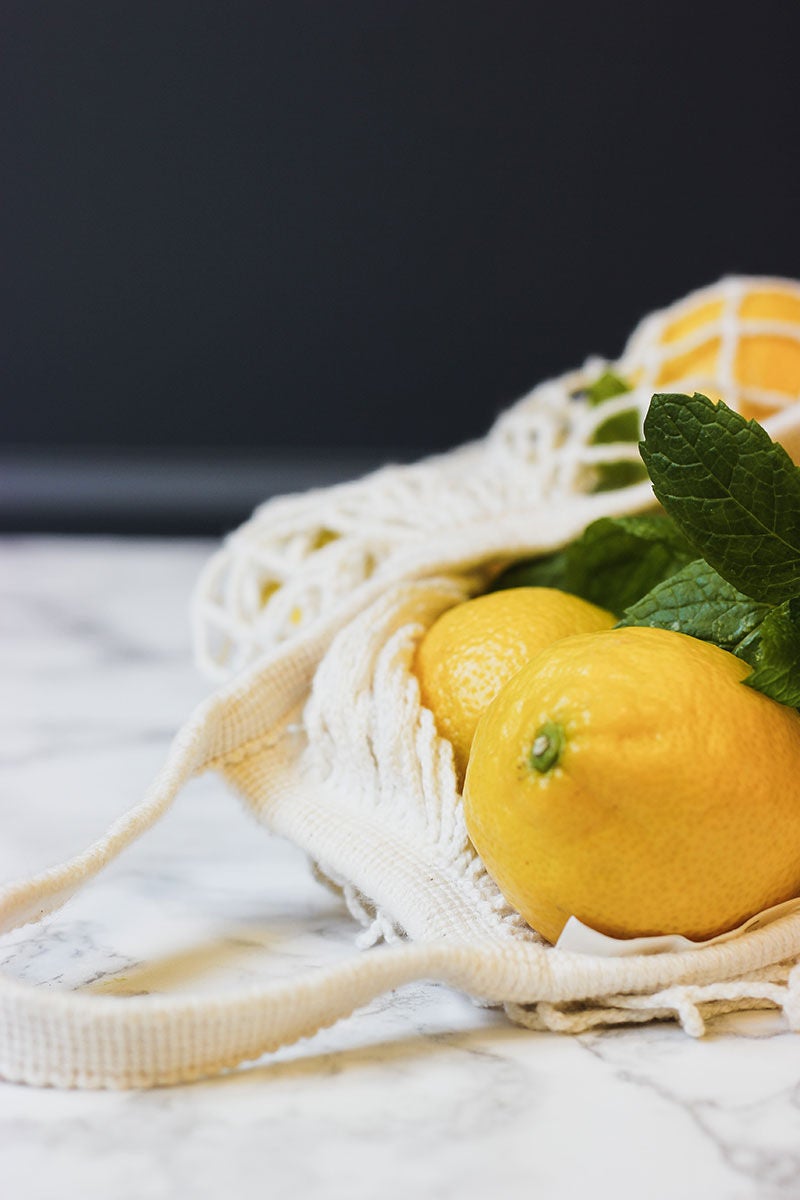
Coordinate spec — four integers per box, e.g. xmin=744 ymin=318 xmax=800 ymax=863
xmin=618 ymin=560 xmax=770 ymax=655
xmin=743 ymin=598 xmax=800 ymax=707
xmin=640 ymin=393 xmax=800 ymax=605
xmin=578 ymin=370 xmax=648 ymax=492
xmin=488 ymin=548 xmax=570 ymax=593
xmin=490 ymin=514 xmax=696 ymax=617
xmin=581 ymin=370 xmax=632 ymax=407
xmin=593 ymin=459 xmax=649 ymax=493
xmin=619 ymin=563 xmax=800 ymax=708
xmin=564 ymin=515 xmax=696 ymax=614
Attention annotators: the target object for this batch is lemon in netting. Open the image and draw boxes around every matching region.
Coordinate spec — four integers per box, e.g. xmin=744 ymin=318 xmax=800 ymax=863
xmin=623 ymin=278 xmax=800 ymax=424
xmin=463 ymin=626 xmax=800 ymax=944
xmin=414 ymin=588 xmax=615 ymax=782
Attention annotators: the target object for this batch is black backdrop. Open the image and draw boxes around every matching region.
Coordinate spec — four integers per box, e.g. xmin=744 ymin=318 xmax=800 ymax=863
xmin=4 ymin=2 xmax=800 ymax=529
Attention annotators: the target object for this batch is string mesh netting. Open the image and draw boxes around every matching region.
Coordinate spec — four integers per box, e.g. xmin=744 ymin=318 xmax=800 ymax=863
xmin=193 ymin=276 xmax=800 ymax=682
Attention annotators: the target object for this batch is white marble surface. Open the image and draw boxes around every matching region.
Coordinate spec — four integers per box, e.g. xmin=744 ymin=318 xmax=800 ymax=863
xmin=3 ymin=537 xmax=800 ymax=1200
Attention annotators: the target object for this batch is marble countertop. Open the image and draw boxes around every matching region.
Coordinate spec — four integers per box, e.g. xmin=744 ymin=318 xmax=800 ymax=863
xmin=2 ymin=536 xmax=800 ymax=1200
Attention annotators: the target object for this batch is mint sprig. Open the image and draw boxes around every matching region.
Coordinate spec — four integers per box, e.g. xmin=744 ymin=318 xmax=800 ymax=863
xmin=640 ymin=394 xmax=800 ymax=605
xmin=494 ymin=390 xmax=800 ymax=710
xmin=494 ymin=391 xmax=800 ymax=710
xmin=628 ymin=392 xmax=800 ymax=708
xmin=741 ymin=599 xmax=800 ymax=708
xmin=617 ymin=560 xmax=770 ymax=657
xmin=490 ymin=513 xmax=695 ymax=618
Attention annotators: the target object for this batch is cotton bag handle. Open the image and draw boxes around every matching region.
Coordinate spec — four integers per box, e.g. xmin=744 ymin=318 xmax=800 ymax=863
xmin=0 ymin=610 xmax=546 ymax=1090
xmin=0 ymin=673 xmax=557 ymax=1090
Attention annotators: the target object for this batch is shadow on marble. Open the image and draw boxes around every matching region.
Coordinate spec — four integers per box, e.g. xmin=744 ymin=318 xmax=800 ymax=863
xmin=83 ymin=908 xmax=355 ymax=998
xmin=190 ymin=1020 xmax=526 ymax=1090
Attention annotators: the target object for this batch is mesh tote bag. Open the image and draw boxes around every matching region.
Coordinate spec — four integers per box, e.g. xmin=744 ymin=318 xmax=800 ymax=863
xmin=5 ymin=276 xmax=800 ymax=1089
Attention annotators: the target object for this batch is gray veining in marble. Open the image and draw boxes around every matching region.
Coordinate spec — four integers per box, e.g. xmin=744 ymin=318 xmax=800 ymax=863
xmin=2 ymin=535 xmax=800 ymax=1200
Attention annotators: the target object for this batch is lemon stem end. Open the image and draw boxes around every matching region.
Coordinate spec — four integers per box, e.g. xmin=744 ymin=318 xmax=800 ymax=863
xmin=529 ymin=723 xmax=565 ymax=774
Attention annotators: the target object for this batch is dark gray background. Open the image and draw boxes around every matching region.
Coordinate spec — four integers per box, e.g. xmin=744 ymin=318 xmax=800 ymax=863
xmin=4 ymin=2 xmax=800 ymax=531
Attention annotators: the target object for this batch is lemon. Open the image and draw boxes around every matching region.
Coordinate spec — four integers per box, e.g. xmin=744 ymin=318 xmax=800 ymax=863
xmin=414 ymin=588 xmax=615 ymax=782
xmin=463 ymin=626 xmax=800 ymax=944
xmin=656 ymin=285 xmax=800 ymax=418
xmin=624 ymin=279 xmax=800 ymax=424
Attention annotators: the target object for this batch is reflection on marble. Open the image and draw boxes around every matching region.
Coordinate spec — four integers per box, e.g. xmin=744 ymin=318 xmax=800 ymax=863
xmin=2 ymin=536 xmax=800 ymax=1200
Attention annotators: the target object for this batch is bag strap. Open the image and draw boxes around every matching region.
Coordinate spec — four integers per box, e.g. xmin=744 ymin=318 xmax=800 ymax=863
xmin=0 ymin=921 xmax=538 ymax=1089
xmin=0 ymin=712 xmax=542 ymax=1090
xmin=1 ymin=708 xmax=208 ymax=940
xmin=0 ymin=621 xmax=549 ymax=1090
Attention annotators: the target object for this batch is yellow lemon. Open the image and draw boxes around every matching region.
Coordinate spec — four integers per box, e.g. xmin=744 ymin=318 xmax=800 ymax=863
xmin=414 ymin=588 xmax=615 ymax=782
xmin=623 ymin=277 xmax=800 ymax=424
xmin=463 ymin=626 xmax=800 ymax=944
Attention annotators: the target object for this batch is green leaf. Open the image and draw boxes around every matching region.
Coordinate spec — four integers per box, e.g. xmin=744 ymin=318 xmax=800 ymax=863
xmin=581 ymin=370 xmax=633 ymax=407
xmin=490 ymin=514 xmax=696 ymax=617
xmin=488 ymin=549 xmax=570 ymax=593
xmin=617 ymin=560 xmax=771 ymax=656
xmin=743 ymin=598 xmax=800 ymax=707
xmin=579 ymin=370 xmax=648 ymax=492
xmin=563 ymin=515 xmax=697 ymax=615
xmin=619 ymin=563 xmax=800 ymax=709
xmin=640 ymin=393 xmax=800 ymax=605
xmin=592 ymin=459 xmax=649 ymax=492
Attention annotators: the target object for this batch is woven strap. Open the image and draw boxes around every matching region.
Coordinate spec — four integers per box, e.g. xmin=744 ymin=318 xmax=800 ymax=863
xmin=0 ymin=671 xmax=543 ymax=1090
xmin=0 ymin=619 xmax=533 ymax=1090
xmin=0 ymin=934 xmax=533 ymax=1088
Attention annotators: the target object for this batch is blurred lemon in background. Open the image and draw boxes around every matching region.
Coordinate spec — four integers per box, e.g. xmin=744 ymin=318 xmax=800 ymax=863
xmin=622 ymin=277 xmax=800 ymax=424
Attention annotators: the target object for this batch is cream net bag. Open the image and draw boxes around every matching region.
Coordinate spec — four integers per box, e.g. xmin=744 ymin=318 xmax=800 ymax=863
xmin=6 ymin=276 xmax=800 ymax=1089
